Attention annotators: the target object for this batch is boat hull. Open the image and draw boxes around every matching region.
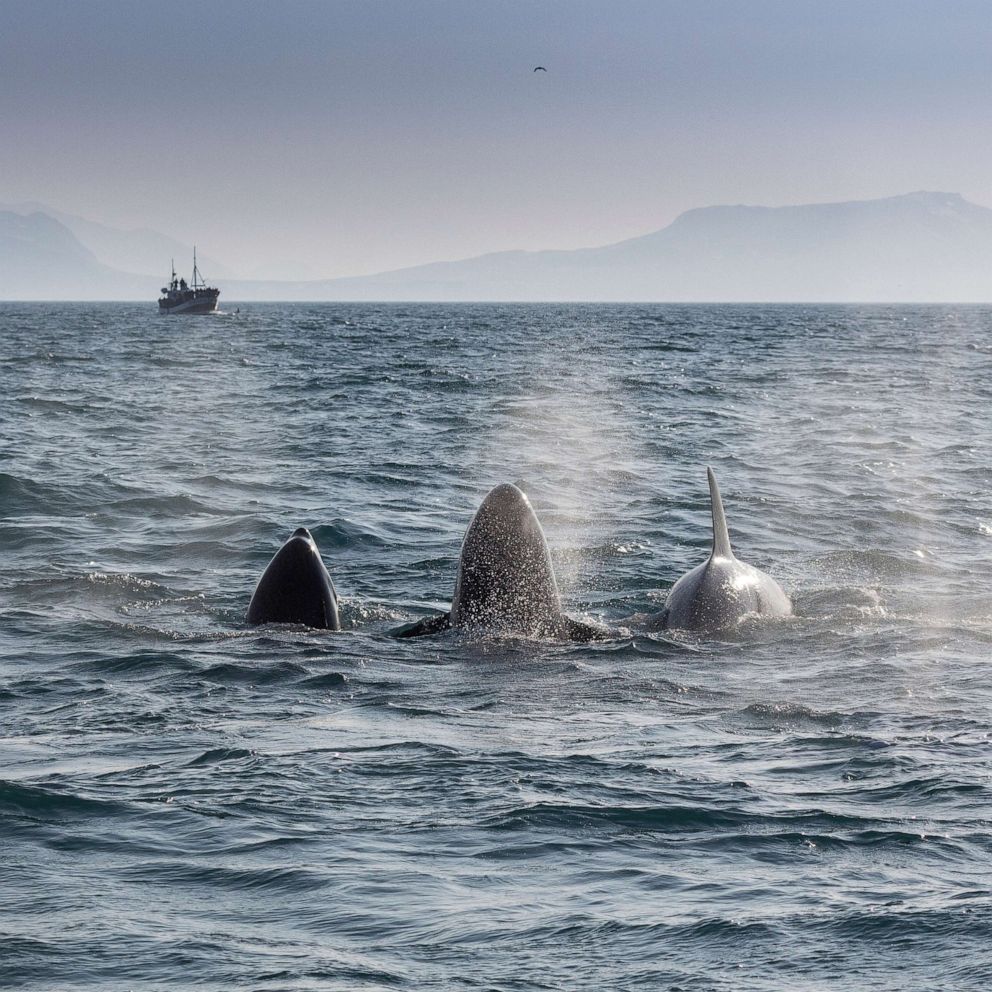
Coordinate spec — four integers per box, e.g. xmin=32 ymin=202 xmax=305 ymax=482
xmin=158 ymin=292 xmax=220 ymax=315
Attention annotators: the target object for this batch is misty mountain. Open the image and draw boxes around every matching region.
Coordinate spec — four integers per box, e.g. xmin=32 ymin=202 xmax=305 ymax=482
xmin=3 ymin=192 xmax=992 ymax=302
xmin=0 ymin=200 xmax=232 ymax=280
xmin=0 ymin=211 xmax=145 ymax=299
xmin=275 ymin=191 xmax=992 ymax=302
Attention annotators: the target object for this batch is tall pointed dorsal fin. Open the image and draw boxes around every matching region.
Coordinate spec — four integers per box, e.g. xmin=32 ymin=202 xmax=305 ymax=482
xmin=707 ymin=467 xmax=733 ymax=559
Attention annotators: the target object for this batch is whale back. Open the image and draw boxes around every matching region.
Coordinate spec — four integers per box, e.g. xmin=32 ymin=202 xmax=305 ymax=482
xmin=663 ymin=469 xmax=791 ymax=632
xmin=247 ymin=527 xmax=341 ymax=630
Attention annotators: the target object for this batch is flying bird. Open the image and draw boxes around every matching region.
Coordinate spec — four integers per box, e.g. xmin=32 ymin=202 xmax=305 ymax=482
xmin=533 ymin=66 xmax=547 ymax=72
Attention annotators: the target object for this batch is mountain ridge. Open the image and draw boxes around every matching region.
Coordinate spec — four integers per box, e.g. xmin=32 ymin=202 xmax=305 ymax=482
xmin=2 ymin=191 xmax=991 ymax=302
xmin=0 ymin=201 xmax=232 ymax=280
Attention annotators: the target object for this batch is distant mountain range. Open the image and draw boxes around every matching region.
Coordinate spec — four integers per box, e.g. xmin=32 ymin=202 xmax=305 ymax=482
xmin=2 ymin=191 xmax=991 ymax=302
xmin=0 ymin=201 xmax=231 ymax=281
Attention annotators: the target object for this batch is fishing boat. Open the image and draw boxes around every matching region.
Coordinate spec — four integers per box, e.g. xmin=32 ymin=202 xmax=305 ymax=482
xmin=158 ymin=248 xmax=220 ymax=314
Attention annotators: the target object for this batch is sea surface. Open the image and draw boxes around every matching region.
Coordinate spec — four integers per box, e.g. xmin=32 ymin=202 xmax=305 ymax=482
xmin=2 ymin=302 xmax=992 ymax=991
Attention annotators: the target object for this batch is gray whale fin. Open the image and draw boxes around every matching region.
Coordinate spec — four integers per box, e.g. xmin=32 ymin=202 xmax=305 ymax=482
xmin=561 ymin=615 xmax=609 ymax=642
xmin=393 ymin=612 xmax=452 ymax=638
xmin=393 ymin=611 xmax=606 ymax=642
xmin=707 ymin=466 xmax=733 ymax=559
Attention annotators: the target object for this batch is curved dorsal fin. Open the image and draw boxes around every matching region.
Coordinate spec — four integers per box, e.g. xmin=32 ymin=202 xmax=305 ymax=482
xmin=707 ymin=467 xmax=733 ymax=559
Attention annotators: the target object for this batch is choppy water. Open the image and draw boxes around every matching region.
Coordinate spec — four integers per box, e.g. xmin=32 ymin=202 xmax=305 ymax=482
xmin=2 ymin=302 xmax=992 ymax=990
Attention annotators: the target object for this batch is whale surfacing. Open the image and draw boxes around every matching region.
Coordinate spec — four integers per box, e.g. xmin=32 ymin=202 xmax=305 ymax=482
xmin=246 ymin=527 xmax=340 ymax=629
xmin=397 ymin=483 xmax=601 ymax=641
xmin=661 ymin=468 xmax=791 ymax=632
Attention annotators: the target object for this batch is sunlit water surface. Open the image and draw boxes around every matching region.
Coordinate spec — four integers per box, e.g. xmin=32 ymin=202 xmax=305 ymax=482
xmin=2 ymin=303 xmax=992 ymax=990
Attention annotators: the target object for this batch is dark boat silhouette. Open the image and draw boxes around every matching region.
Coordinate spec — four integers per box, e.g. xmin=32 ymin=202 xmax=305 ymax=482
xmin=158 ymin=248 xmax=220 ymax=314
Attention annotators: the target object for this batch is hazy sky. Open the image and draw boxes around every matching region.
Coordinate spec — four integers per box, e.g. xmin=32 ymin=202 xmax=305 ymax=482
xmin=4 ymin=0 xmax=992 ymax=279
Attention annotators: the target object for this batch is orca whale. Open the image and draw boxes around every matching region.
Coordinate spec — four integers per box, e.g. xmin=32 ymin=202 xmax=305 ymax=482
xmin=396 ymin=483 xmax=602 ymax=641
xmin=246 ymin=527 xmax=341 ymax=629
xmin=661 ymin=468 xmax=791 ymax=632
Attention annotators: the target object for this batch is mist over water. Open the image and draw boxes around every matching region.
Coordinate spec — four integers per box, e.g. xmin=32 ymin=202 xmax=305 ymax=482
xmin=2 ymin=302 xmax=992 ymax=990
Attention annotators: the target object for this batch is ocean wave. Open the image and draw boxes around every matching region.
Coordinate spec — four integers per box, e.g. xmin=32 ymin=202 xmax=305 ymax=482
xmin=5 ymin=303 xmax=992 ymax=990
xmin=297 ymin=671 xmax=349 ymax=690
xmin=0 ymin=472 xmax=73 ymax=516
xmin=115 ymin=861 xmax=330 ymax=894
xmin=736 ymin=701 xmax=854 ymax=728
xmin=0 ymin=780 xmax=130 ymax=820
xmin=484 ymin=800 xmax=752 ymax=832
xmin=183 ymin=747 xmax=257 ymax=767
xmin=72 ymin=650 xmax=196 ymax=676
xmin=4 ymin=572 xmax=178 ymax=614
xmin=198 ymin=661 xmax=310 ymax=685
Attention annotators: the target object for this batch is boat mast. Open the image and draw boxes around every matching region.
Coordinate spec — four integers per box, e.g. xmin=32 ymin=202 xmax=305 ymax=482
xmin=192 ymin=246 xmax=200 ymax=290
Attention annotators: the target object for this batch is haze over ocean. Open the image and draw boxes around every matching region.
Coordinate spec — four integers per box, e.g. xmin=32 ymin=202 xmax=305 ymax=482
xmin=4 ymin=0 xmax=992 ymax=279
xmin=2 ymin=302 xmax=992 ymax=990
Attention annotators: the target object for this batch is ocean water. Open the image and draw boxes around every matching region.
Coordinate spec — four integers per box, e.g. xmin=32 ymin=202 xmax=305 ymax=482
xmin=2 ymin=302 xmax=991 ymax=991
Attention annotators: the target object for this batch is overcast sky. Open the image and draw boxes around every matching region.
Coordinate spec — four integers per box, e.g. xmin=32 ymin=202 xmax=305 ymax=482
xmin=4 ymin=0 xmax=992 ymax=279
